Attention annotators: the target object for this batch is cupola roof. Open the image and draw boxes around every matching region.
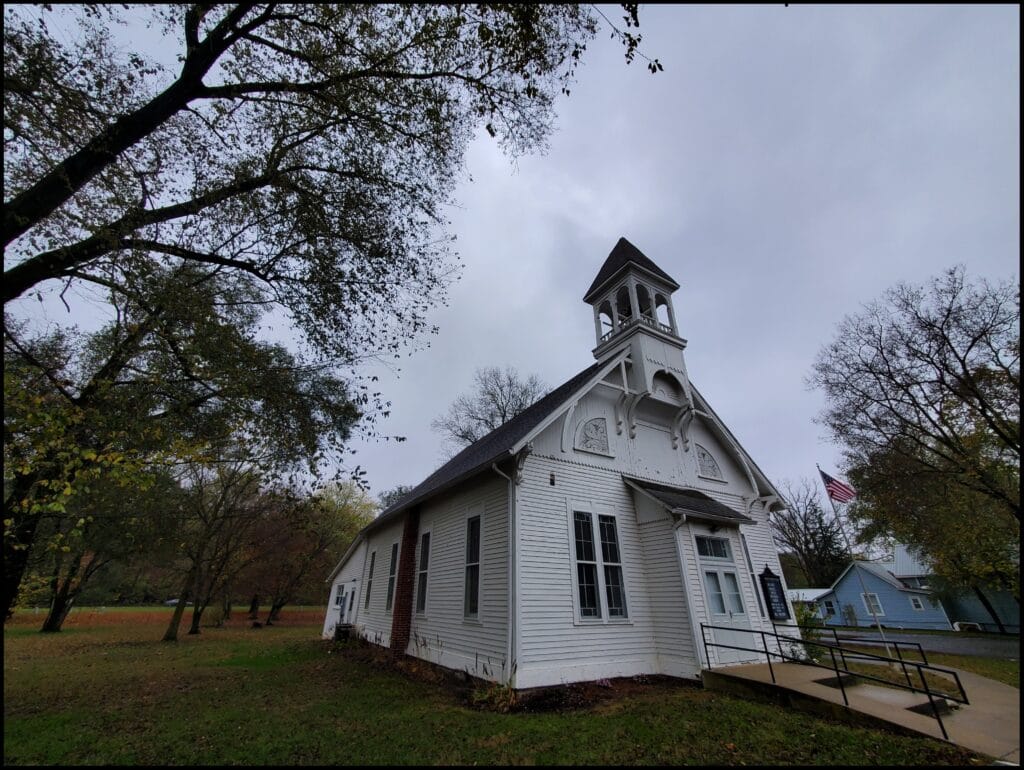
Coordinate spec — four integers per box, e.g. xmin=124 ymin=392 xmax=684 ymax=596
xmin=582 ymin=237 xmax=679 ymax=303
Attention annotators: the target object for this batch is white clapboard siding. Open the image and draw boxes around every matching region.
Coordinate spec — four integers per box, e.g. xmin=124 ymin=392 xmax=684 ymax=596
xmin=637 ymin=516 xmax=699 ymax=676
xmin=355 ymin=516 xmax=407 ymax=648
xmin=516 ymin=453 xmax=664 ymax=686
xmin=321 ymin=540 xmax=367 ymax=638
xmin=407 ymin=473 xmax=510 ymax=683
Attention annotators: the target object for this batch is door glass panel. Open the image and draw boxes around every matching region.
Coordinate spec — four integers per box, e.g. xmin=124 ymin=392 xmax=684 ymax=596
xmin=723 ymin=572 xmax=745 ymax=614
xmin=704 ymin=571 xmax=727 ymax=614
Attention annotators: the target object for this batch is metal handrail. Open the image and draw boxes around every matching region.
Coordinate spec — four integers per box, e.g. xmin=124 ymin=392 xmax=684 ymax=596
xmin=701 ymin=623 xmax=969 ymax=741
xmin=773 ymin=622 xmax=930 ymax=666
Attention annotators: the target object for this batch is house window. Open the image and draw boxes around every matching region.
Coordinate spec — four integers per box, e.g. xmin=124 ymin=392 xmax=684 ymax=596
xmin=572 ymin=510 xmax=629 ymax=620
xmin=599 ymin=515 xmax=628 ymax=618
xmin=574 ymin=511 xmax=601 ymax=618
xmin=364 ymin=551 xmax=376 ymax=610
xmin=416 ymin=531 xmax=431 ymax=614
xmin=695 ymin=535 xmax=731 ymax=559
xmin=334 ymin=589 xmax=344 ymax=607
xmin=909 ymin=596 xmax=924 ymax=611
xmin=385 ymin=542 xmax=399 ymax=612
xmin=822 ymin=599 xmax=837 ymax=617
xmin=862 ymin=592 xmax=884 ymax=616
xmin=464 ymin=515 xmax=481 ymax=618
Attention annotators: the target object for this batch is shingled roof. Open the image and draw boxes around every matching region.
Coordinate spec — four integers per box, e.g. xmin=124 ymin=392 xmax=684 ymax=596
xmin=369 ymin=360 xmax=606 ymax=528
xmin=582 ymin=237 xmax=680 ymax=302
xmin=625 ymin=477 xmax=754 ymax=525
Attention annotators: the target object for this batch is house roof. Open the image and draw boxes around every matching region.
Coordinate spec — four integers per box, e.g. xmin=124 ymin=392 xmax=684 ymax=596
xmin=624 ymin=477 xmax=755 ymax=525
xmin=583 ymin=237 xmax=680 ymax=302
xmin=349 ymin=359 xmax=607 ymax=538
xmin=820 ymin=560 xmax=933 ymax=597
xmin=788 ymin=588 xmax=832 ymax=602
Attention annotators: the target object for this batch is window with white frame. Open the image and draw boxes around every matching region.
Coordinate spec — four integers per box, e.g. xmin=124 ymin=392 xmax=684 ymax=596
xmin=364 ymin=551 xmax=376 ymax=610
xmin=695 ymin=535 xmax=731 ymax=560
xmin=572 ymin=510 xmax=629 ymax=620
xmin=416 ymin=531 xmax=431 ymax=614
xmin=862 ymin=592 xmax=884 ymax=616
xmin=464 ymin=515 xmax=481 ymax=618
xmin=334 ymin=588 xmax=344 ymax=607
xmin=599 ymin=515 xmax=628 ymax=618
xmin=822 ymin=599 xmax=837 ymax=616
xmin=385 ymin=542 xmax=399 ymax=612
xmin=909 ymin=596 xmax=924 ymax=611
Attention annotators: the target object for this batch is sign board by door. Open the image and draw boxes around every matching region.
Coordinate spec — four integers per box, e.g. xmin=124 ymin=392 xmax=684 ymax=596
xmin=759 ymin=567 xmax=790 ymax=621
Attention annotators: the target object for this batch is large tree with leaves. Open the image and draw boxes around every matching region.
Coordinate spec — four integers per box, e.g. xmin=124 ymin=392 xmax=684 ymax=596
xmin=4 ymin=4 xmax=659 ymax=620
xmin=810 ymin=266 xmax=1019 ymax=607
xmin=810 ymin=267 xmax=1019 ymax=523
xmin=3 ymin=266 xmax=361 ymax=620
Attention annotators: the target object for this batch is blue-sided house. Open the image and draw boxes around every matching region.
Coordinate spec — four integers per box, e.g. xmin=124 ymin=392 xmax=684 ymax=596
xmin=816 ymin=560 xmax=952 ymax=631
xmin=878 ymin=543 xmax=1019 ymax=634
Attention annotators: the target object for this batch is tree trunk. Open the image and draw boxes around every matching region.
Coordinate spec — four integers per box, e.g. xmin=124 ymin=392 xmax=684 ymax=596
xmin=3 ymin=471 xmax=44 ymax=621
xmin=267 ymin=601 xmax=286 ymax=624
xmin=221 ymin=590 xmax=232 ymax=623
xmin=40 ymin=588 xmax=75 ymax=633
xmin=40 ymin=552 xmax=81 ymax=633
xmin=972 ymin=585 xmax=1008 ymax=634
xmin=162 ymin=565 xmax=196 ymax=642
xmin=248 ymin=593 xmax=260 ymax=619
xmin=188 ymin=604 xmax=205 ymax=635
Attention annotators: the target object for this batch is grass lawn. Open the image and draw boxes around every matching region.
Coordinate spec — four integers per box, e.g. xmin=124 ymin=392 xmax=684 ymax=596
xmin=829 ymin=643 xmax=1020 ymax=690
xmin=4 ymin=608 xmax=987 ymax=766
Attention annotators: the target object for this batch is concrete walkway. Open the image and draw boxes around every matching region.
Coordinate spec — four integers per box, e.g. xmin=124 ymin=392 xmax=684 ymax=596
xmin=702 ymin=662 xmax=1020 ymax=763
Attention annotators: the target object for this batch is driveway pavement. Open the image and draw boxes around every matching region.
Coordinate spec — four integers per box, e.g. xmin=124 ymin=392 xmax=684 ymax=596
xmin=833 ymin=630 xmax=1020 ymax=659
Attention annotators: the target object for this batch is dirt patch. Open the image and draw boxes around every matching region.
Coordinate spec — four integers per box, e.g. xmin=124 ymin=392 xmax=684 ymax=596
xmin=513 ymin=674 xmax=698 ymax=714
xmin=331 ymin=637 xmax=698 ymax=714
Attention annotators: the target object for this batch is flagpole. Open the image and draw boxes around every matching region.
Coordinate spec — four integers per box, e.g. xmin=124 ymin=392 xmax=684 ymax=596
xmin=816 ymin=464 xmax=893 ymax=660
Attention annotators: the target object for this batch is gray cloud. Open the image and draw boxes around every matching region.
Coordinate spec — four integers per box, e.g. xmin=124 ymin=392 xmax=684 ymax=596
xmin=352 ymin=5 xmax=1019 ymax=499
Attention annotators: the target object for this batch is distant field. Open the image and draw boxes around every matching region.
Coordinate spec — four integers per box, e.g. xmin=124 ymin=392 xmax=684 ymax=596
xmin=5 ymin=605 xmax=327 ymax=629
xmin=4 ymin=609 xmax=984 ymax=766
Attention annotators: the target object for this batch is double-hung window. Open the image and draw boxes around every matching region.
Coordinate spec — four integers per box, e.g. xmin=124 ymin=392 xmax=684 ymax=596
xmin=364 ymin=551 xmax=376 ymax=610
xmin=416 ymin=532 xmax=431 ymax=614
xmin=464 ymin=515 xmax=481 ymax=619
xmin=385 ymin=542 xmax=399 ymax=612
xmin=572 ymin=510 xmax=628 ymax=621
xmin=862 ymin=592 xmax=884 ymax=616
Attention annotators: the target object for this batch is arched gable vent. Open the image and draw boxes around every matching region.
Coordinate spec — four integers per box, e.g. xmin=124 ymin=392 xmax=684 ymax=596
xmin=651 ymin=370 xmax=684 ymax=404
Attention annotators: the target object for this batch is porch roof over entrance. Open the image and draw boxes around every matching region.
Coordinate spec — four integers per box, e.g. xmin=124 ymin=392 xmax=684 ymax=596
xmin=624 ymin=477 xmax=754 ymax=525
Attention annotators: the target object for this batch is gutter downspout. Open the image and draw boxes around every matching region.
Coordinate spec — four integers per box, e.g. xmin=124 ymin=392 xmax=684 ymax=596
xmin=493 ymin=460 xmax=517 ymax=687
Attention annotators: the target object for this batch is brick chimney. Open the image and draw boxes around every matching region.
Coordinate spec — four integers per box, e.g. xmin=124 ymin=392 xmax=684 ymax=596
xmin=389 ymin=507 xmax=420 ymax=655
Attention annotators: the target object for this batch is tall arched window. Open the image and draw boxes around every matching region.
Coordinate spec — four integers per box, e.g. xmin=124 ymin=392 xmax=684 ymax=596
xmin=615 ymin=285 xmax=632 ymax=326
xmin=598 ymin=300 xmax=614 ymax=336
xmin=636 ymin=284 xmax=654 ymax=318
xmin=655 ymin=294 xmax=672 ymax=330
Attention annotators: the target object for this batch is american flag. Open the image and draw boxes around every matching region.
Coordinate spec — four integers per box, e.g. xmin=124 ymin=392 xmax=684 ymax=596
xmin=819 ymin=469 xmax=856 ymax=503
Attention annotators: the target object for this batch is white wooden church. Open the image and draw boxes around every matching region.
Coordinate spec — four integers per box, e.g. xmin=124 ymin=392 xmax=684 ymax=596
xmin=322 ymin=238 xmax=794 ymax=688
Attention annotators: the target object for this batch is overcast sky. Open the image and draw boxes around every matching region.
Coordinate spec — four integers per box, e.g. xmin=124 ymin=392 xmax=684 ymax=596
xmin=9 ymin=5 xmax=1020 ymax=507
xmin=349 ymin=4 xmax=1020 ymax=501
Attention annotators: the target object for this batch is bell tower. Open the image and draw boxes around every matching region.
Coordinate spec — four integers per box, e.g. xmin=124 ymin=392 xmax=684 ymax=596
xmin=583 ymin=237 xmax=693 ymax=409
